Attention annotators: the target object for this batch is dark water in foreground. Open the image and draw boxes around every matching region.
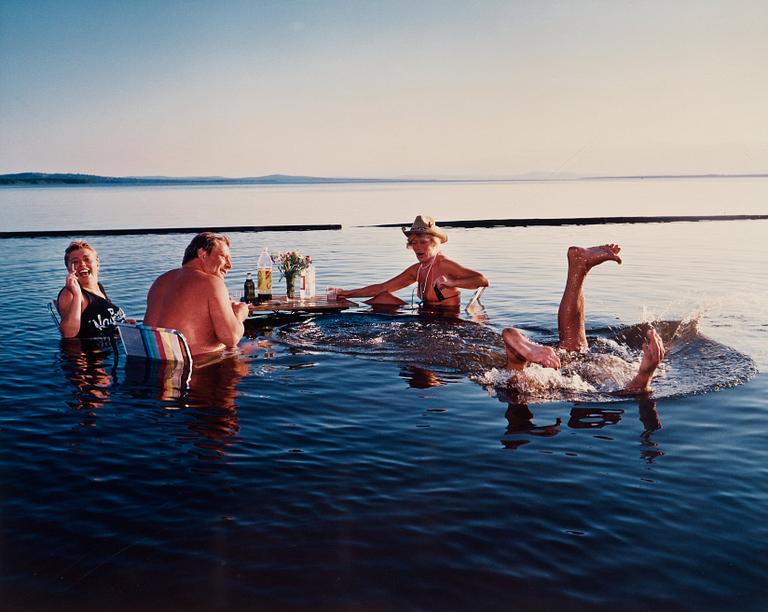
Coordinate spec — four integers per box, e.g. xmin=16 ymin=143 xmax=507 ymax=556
xmin=1 ymin=219 xmax=767 ymax=610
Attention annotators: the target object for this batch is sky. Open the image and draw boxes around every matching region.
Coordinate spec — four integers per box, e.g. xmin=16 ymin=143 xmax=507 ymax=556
xmin=1 ymin=0 xmax=766 ymax=178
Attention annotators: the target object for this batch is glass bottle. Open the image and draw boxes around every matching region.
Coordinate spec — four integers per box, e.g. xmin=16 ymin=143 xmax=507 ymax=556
xmin=299 ymin=267 xmax=307 ymax=300
xmin=305 ymin=256 xmax=316 ymax=298
xmin=257 ymin=247 xmax=273 ymax=301
xmin=243 ymin=272 xmax=256 ymax=303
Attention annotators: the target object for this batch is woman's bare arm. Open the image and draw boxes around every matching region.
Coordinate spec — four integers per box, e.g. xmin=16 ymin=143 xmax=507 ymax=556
xmin=57 ymin=272 xmax=84 ymax=337
xmin=338 ymin=265 xmax=418 ymax=298
xmin=434 ymin=259 xmax=489 ymax=291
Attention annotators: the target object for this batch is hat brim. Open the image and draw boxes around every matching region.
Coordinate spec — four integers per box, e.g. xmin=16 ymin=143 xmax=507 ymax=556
xmin=402 ymin=227 xmax=448 ymax=244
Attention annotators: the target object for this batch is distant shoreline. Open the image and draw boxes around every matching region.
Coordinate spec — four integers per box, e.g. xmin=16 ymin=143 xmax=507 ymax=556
xmin=0 ymin=172 xmax=766 ymax=186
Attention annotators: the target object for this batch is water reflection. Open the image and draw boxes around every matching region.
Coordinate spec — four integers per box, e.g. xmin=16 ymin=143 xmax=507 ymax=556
xmin=123 ymin=354 xmax=250 ymax=462
xmin=123 ymin=358 xmax=191 ymax=403
xmin=185 ymin=358 xmax=249 ymax=462
xmin=59 ymin=338 xmax=119 ymax=415
xmin=399 ymin=366 xmax=445 ymax=388
xmin=638 ymin=397 xmax=664 ymax=463
xmin=188 ymin=357 xmax=249 ymax=411
xmin=499 ymin=396 xmax=666 ymax=462
xmin=501 ymin=403 xmax=562 ymax=449
xmin=567 ymin=406 xmax=624 ymax=429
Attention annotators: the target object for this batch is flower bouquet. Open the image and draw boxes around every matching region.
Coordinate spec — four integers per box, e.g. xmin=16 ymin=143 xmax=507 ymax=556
xmin=273 ymin=250 xmax=310 ymax=298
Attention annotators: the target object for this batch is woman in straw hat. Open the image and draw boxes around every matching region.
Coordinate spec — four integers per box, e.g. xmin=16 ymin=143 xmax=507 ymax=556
xmin=337 ymin=215 xmax=488 ymax=309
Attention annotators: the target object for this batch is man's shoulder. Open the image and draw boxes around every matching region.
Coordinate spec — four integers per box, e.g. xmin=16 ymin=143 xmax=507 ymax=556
xmin=179 ymin=269 xmax=228 ymax=296
xmin=155 ymin=267 xmax=216 ymax=284
xmin=148 ymin=267 xmax=175 ymax=288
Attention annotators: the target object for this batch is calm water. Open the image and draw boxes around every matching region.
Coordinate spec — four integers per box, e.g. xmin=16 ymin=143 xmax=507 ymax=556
xmin=1 ymin=176 xmax=767 ymax=230
xmin=1 ymin=182 xmax=767 ymax=611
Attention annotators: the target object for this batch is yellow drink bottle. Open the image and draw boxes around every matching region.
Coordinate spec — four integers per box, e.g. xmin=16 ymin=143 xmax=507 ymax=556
xmin=257 ymin=247 xmax=273 ymax=301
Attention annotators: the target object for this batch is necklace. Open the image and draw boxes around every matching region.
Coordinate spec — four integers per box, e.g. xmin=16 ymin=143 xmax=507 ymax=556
xmin=417 ymin=255 xmax=438 ymax=300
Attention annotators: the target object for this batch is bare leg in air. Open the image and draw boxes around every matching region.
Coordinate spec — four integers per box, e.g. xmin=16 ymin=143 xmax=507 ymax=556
xmin=557 ymin=244 xmax=622 ymax=352
xmin=502 ymin=244 xmax=665 ymax=393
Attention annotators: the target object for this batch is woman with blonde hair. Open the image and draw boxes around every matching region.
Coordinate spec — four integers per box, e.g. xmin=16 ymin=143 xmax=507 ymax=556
xmin=338 ymin=215 xmax=488 ymax=309
xmin=57 ymin=240 xmax=126 ymax=338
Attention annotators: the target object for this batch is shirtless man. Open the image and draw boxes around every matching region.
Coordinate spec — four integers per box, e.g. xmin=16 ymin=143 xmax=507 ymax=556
xmin=502 ymin=244 xmax=665 ymax=393
xmin=337 ymin=215 xmax=489 ymax=308
xmin=144 ymin=232 xmax=249 ymax=356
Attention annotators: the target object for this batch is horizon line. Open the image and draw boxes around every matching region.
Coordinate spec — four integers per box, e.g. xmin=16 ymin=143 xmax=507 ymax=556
xmin=1 ymin=170 xmax=767 ymax=186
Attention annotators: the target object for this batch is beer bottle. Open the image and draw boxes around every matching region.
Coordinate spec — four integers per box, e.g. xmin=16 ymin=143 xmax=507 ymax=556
xmin=243 ymin=272 xmax=256 ymax=304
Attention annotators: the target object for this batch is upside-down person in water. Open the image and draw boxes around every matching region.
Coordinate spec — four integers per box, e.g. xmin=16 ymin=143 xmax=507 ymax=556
xmin=337 ymin=215 xmax=489 ymax=310
xmin=57 ymin=240 xmax=127 ymax=339
xmin=502 ymin=244 xmax=666 ymax=394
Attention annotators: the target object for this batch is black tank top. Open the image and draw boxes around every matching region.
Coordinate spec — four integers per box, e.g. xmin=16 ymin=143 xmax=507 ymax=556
xmin=77 ymin=285 xmax=126 ymax=338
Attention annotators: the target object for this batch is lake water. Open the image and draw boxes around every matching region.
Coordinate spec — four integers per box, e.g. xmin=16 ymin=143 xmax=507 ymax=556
xmin=1 ymin=176 xmax=768 ymax=230
xmin=1 ymin=181 xmax=767 ymax=610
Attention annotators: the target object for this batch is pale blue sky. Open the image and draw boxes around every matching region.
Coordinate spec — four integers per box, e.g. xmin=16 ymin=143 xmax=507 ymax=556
xmin=1 ymin=0 xmax=766 ymax=177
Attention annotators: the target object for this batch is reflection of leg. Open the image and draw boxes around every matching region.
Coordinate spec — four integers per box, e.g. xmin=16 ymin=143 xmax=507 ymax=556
xmin=638 ymin=397 xmax=662 ymax=431
xmin=568 ymin=406 xmax=623 ymax=429
xmin=504 ymin=403 xmax=534 ymax=431
xmin=623 ymin=329 xmax=665 ymax=394
xmin=505 ymin=403 xmax=563 ymax=436
xmin=557 ymin=244 xmax=622 ymax=352
xmin=502 ymin=328 xmax=561 ymax=371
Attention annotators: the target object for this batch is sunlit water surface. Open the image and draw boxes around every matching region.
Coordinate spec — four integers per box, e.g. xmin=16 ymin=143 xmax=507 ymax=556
xmin=1 ymin=176 xmax=767 ymax=230
xmin=0 ymin=182 xmax=767 ymax=611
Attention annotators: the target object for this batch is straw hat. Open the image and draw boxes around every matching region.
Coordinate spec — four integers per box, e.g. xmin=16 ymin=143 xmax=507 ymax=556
xmin=401 ymin=215 xmax=448 ymax=244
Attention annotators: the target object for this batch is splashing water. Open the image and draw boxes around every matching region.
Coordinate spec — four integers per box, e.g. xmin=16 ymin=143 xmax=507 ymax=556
xmin=276 ymin=313 xmax=757 ymax=403
xmin=640 ymin=289 xmax=768 ymax=371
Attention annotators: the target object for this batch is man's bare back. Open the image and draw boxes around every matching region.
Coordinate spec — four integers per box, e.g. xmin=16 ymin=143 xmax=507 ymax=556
xmin=144 ymin=234 xmax=248 ymax=356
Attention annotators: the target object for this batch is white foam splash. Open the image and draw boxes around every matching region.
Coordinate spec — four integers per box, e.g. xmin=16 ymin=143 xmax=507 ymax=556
xmin=473 ymin=364 xmax=598 ymax=400
xmin=591 ymin=336 xmax=633 ymax=361
xmin=565 ymin=353 xmax=635 ymax=392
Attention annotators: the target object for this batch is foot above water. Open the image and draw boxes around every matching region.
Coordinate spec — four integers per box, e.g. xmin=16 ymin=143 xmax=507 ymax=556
xmin=621 ymin=328 xmax=666 ymax=394
xmin=503 ymin=328 xmax=562 ymax=371
xmin=567 ymin=244 xmax=622 ymax=271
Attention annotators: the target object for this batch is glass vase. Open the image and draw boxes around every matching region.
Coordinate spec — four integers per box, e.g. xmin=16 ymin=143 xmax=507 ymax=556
xmin=285 ymin=271 xmax=297 ymax=299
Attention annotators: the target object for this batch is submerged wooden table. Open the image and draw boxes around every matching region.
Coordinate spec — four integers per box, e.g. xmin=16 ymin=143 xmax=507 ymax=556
xmin=246 ymin=295 xmax=357 ymax=316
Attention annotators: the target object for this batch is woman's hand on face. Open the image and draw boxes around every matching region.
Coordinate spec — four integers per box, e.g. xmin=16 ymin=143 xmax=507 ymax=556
xmin=65 ymin=269 xmax=83 ymax=298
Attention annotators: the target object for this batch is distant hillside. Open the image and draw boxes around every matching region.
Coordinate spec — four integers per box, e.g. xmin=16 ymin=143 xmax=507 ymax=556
xmin=0 ymin=172 xmax=398 ymax=186
xmin=1 ymin=171 xmax=765 ymax=186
